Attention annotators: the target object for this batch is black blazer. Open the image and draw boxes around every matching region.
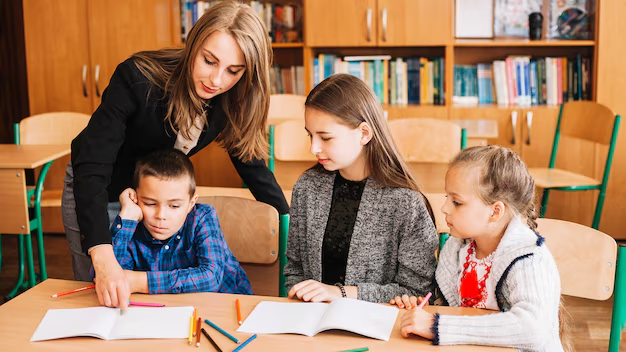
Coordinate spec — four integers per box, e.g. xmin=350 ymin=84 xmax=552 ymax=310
xmin=71 ymin=58 xmax=288 ymax=253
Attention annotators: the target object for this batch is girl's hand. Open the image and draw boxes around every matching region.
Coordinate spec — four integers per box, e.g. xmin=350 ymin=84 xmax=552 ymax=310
xmin=118 ymin=188 xmax=143 ymax=221
xmin=390 ymin=294 xmax=417 ymax=309
xmin=287 ymin=280 xmax=343 ymax=302
xmin=400 ymin=308 xmax=435 ymax=339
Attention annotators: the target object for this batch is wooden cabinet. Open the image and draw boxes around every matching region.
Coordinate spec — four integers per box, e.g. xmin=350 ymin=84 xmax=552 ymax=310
xmin=304 ymin=0 xmax=449 ymax=47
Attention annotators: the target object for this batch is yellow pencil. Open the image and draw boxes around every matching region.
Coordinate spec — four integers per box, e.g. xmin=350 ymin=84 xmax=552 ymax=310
xmin=192 ymin=308 xmax=197 ymax=336
xmin=188 ymin=315 xmax=194 ymax=346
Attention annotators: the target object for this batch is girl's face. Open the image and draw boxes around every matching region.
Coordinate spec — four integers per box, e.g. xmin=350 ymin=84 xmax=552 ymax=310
xmin=441 ymin=166 xmax=494 ymax=239
xmin=304 ymin=108 xmax=369 ymax=180
xmin=192 ymin=31 xmax=246 ymax=100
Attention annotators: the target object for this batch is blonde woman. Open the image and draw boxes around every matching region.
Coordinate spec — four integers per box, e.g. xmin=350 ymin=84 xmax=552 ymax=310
xmin=62 ymin=2 xmax=287 ymax=312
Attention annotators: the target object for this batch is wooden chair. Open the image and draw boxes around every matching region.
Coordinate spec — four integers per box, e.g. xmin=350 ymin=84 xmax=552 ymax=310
xmin=197 ymin=195 xmax=290 ymax=297
xmin=389 ymin=118 xmax=467 ymax=193
xmin=424 ymin=193 xmax=450 ymax=254
xmin=267 ymin=94 xmax=306 ymax=173
xmin=272 ymin=119 xmax=317 ymax=190
xmin=528 ymin=101 xmax=620 ymax=229
xmin=196 ymin=186 xmax=292 ymax=206
xmin=6 ymin=112 xmax=90 ymax=289
xmin=536 ymin=218 xmax=624 ymax=352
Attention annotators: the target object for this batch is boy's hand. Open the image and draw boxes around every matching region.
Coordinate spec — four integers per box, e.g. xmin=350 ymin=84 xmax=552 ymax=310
xmin=287 ymin=280 xmax=343 ymax=302
xmin=400 ymin=308 xmax=435 ymax=339
xmin=118 ymin=188 xmax=143 ymax=221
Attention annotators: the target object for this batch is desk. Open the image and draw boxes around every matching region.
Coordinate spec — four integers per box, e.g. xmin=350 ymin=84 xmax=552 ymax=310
xmin=0 ymin=279 xmax=514 ymax=351
xmin=0 ymin=144 xmax=71 ymax=296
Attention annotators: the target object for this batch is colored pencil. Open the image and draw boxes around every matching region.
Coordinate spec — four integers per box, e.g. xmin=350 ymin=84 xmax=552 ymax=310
xmin=188 ymin=315 xmax=194 ymax=346
xmin=235 ymin=299 xmax=242 ymax=325
xmin=418 ymin=292 xmax=432 ymax=309
xmin=51 ymin=284 xmax=95 ymax=298
xmin=129 ymin=301 xmax=165 ymax=307
xmin=338 ymin=348 xmax=369 ymax=352
xmin=201 ymin=328 xmax=223 ymax=352
xmin=232 ymin=334 xmax=257 ymax=352
xmin=204 ymin=318 xmax=240 ymax=344
xmin=193 ymin=307 xmax=198 ymax=336
xmin=196 ymin=317 xmax=202 ymax=347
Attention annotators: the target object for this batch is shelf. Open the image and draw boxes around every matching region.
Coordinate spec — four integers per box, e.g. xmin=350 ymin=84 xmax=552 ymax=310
xmin=272 ymin=43 xmax=304 ymax=48
xmin=454 ymin=39 xmax=596 ymax=47
xmin=451 ymin=104 xmax=562 ymax=109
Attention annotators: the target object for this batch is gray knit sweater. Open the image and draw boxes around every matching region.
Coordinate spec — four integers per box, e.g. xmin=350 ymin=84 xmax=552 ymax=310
xmin=435 ymin=216 xmax=564 ymax=352
xmin=284 ymin=167 xmax=438 ymax=303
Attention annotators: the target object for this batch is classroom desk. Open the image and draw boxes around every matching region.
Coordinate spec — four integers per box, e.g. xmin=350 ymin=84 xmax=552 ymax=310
xmin=0 ymin=279 xmax=514 ymax=352
xmin=0 ymin=144 xmax=71 ymax=296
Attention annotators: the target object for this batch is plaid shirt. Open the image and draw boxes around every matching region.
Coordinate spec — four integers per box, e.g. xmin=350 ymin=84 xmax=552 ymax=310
xmin=111 ymin=203 xmax=252 ymax=295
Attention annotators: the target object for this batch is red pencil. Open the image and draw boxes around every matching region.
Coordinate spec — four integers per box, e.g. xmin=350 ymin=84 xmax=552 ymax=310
xmin=51 ymin=284 xmax=95 ymax=298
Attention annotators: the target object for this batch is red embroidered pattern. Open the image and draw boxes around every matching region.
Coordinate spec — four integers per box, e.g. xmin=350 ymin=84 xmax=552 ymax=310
xmin=459 ymin=241 xmax=493 ymax=308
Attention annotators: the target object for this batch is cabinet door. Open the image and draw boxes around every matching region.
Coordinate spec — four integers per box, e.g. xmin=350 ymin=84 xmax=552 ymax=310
xmin=520 ymin=107 xmax=559 ymax=168
xmin=377 ymin=0 xmax=450 ymax=46
xmin=450 ymin=107 xmax=521 ymax=154
xmin=304 ymin=0 xmax=377 ymax=47
xmin=87 ymin=0 xmax=175 ymax=106
xmin=22 ymin=0 xmax=94 ymax=114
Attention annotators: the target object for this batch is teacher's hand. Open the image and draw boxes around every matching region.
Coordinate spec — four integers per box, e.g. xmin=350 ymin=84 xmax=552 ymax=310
xmin=91 ymin=245 xmax=130 ymax=313
xmin=287 ymin=280 xmax=343 ymax=302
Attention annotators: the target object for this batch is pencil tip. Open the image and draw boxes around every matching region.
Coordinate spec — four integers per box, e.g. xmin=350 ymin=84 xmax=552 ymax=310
xmin=51 ymin=294 xmax=57 ymax=298
xmin=238 ymin=321 xmax=242 ymax=325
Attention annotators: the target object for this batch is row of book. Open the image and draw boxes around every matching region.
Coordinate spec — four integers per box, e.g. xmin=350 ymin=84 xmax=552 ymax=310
xmin=180 ymin=0 xmax=303 ymax=43
xmin=312 ymin=54 xmax=446 ymax=106
xmin=270 ymin=65 xmax=305 ymax=95
xmin=453 ymin=55 xmax=592 ymax=106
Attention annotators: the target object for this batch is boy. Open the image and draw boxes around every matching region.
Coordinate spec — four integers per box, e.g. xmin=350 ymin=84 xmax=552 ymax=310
xmin=111 ymin=148 xmax=252 ymax=294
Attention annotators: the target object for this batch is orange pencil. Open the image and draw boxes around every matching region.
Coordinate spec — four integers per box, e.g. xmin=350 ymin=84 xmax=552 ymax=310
xmin=195 ymin=317 xmax=202 ymax=347
xmin=236 ymin=299 xmax=242 ymax=325
xmin=192 ymin=307 xmax=197 ymax=336
xmin=51 ymin=284 xmax=95 ymax=298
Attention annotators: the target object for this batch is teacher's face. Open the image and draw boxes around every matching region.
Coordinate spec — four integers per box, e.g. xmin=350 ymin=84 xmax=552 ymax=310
xmin=192 ymin=31 xmax=246 ymax=100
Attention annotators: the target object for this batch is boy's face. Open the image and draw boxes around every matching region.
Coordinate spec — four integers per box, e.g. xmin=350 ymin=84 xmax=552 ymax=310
xmin=136 ymin=175 xmax=198 ymax=241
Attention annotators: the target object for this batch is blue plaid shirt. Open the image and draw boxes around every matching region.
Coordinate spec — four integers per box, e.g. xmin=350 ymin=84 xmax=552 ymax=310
xmin=111 ymin=203 xmax=252 ymax=295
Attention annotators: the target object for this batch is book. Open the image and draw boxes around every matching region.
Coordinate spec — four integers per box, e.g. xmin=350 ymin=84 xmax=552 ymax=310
xmin=236 ymin=298 xmax=399 ymax=341
xmin=30 ymin=306 xmax=194 ymax=342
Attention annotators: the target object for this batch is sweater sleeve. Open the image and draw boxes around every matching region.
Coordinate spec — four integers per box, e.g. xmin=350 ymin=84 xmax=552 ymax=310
xmin=72 ymin=59 xmax=140 ymax=253
xmin=283 ymin=179 xmax=306 ymax=291
xmin=229 ymin=155 xmax=289 ymax=214
xmin=357 ymin=193 xmax=438 ymax=302
xmin=434 ymin=252 xmax=562 ymax=351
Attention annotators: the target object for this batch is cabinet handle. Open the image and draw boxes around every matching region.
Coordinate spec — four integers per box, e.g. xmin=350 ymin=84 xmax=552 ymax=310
xmin=366 ymin=8 xmax=372 ymax=42
xmin=382 ymin=8 xmax=388 ymax=42
xmin=82 ymin=64 xmax=88 ymax=97
xmin=511 ymin=111 xmax=517 ymax=145
xmin=95 ymin=65 xmax=101 ymax=98
xmin=525 ymin=111 xmax=533 ymax=145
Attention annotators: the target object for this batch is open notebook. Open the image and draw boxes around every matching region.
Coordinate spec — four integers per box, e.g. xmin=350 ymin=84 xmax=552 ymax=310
xmin=30 ymin=306 xmax=194 ymax=342
xmin=237 ymin=298 xmax=399 ymax=341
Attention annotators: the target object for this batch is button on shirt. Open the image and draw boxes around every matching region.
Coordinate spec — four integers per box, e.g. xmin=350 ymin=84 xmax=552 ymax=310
xmin=111 ymin=203 xmax=252 ymax=294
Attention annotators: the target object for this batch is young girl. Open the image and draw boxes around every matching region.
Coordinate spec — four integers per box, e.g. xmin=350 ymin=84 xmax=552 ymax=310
xmin=284 ymin=74 xmax=438 ymax=303
xmin=393 ymin=146 xmax=565 ymax=351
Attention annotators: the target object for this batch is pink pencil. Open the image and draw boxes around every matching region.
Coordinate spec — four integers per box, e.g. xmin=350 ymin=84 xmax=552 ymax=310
xmin=129 ymin=301 xmax=165 ymax=307
xmin=417 ymin=292 xmax=432 ymax=309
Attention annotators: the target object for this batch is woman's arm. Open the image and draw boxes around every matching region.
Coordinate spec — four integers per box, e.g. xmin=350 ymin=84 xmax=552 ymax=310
xmin=229 ymin=155 xmax=289 ymax=214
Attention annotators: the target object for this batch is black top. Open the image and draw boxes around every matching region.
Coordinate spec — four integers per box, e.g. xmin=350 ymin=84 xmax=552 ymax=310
xmin=71 ymin=58 xmax=288 ymax=253
xmin=321 ymin=172 xmax=367 ymax=285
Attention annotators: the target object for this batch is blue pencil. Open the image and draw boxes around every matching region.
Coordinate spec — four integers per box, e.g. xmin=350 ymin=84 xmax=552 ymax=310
xmin=232 ymin=334 xmax=257 ymax=352
xmin=204 ymin=318 xmax=240 ymax=344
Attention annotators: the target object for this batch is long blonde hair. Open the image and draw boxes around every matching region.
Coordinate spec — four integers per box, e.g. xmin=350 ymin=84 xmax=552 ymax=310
xmin=133 ymin=1 xmax=272 ymax=162
xmin=305 ymin=73 xmax=434 ymax=222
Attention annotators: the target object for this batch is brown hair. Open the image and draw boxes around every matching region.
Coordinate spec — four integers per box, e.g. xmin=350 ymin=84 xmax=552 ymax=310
xmin=134 ymin=149 xmax=196 ymax=197
xmin=132 ymin=1 xmax=272 ymax=162
xmin=305 ymin=73 xmax=434 ymax=222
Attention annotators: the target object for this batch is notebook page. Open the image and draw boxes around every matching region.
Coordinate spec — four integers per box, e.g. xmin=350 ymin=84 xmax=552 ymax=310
xmin=317 ymin=298 xmax=398 ymax=341
xmin=30 ymin=307 xmax=118 ymax=342
xmin=108 ymin=306 xmax=194 ymax=340
xmin=237 ymin=301 xmax=328 ymax=336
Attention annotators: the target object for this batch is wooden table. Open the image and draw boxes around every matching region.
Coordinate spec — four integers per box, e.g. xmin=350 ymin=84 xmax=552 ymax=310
xmin=0 ymin=279 xmax=514 ymax=351
xmin=452 ymin=119 xmax=499 ymax=147
xmin=0 ymin=144 xmax=71 ymax=295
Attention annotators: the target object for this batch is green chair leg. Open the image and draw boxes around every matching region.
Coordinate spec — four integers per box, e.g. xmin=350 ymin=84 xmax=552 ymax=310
xmin=24 ymin=233 xmax=37 ymax=288
xmin=592 ymin=189 xmax=606 ymax=230
xmin=438 ymin=233 xmax=450 ymax=254
xmin=278 ymin=214 xmax=290 ymax=297
xmin=268 ymin=125 xmax=275 ymax=173
xmin=460 ymin=128 xmax=467 ymax=150
xmin=609 ymin=244 xmax=626 ymax=352
xmin=540 ymin=189 xmax=551 ymax=218
xmin=7 ymin=236 xmax=26 ymax=299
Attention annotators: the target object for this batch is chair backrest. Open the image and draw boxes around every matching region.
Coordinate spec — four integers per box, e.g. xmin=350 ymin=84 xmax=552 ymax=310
xmin=197 ymin=195 xmax=281 ymax=296
xmin=559 ymin=101 xmax=617 ymax=145
xmin=273 ymin=119 xmax=317 ymax=190
xmin=424 ymin=192 xmax=448 ymax=234
xmin=536 ymin=218 xmax=617 ymax=300
xmin=388 ymin=118 xmax=462 ymax=163
xmin=18 ymin=112 xmax=91 ymax=145
xmin=268 ymin=94 xmax=306 ymax=121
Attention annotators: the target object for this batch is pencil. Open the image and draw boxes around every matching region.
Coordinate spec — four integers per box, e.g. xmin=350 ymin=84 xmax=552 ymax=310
xmin=235 ymin=299 xmax=242 ymax=325
xmin=338 ymin=348 xmax=369 ymax=352
xmin=129 ymin=301 xmax=165 ymax=307
xmin=201 ymin=328 xmax=223 ymax=352
xmin=418 ymin=292 xmax=432 ymax=309
xmin=232 ymin=334 xmax=257 ymax=352
xmin=51 ymin=284 xmax=95 ymax=298
xmin=188 ymin=315 xmax=194 ymax=346
xmin=196 ymin=317 xmax=202 ymax=347
xmin=204 ymin=318 xmax=240 ymax=344
xmin=192 ymin=307 xmax=197 ymax=336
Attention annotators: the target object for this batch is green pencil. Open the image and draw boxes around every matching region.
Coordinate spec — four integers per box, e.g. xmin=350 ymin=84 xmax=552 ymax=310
xmin=338 ymin=348 xmax=369 ymax=352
